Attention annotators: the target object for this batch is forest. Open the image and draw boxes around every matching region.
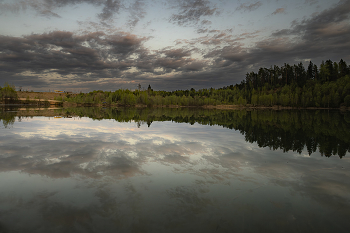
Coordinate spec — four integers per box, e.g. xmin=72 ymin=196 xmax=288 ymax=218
xmin=57 ymin=59 xmax=350 ymax=108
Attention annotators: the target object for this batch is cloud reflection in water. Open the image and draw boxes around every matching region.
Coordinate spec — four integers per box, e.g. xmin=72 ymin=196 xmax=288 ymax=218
xmin=0 ymin=116 xmax=349 ymax=232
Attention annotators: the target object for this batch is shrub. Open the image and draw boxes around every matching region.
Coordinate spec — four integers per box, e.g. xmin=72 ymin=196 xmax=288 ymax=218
xmin=344 ymin=95 xmax=350 ymax=107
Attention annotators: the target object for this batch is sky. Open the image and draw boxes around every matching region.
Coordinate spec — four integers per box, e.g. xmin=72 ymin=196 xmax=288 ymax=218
xmin=0 ymin=0 xmax=350 ymax=92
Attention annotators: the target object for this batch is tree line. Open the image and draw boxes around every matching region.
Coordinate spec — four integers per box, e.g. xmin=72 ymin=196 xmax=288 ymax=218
xmin=236 ymin=59 xmax=350 ymax=107
xmin=60 ymin=59 xmax=350 ymax=108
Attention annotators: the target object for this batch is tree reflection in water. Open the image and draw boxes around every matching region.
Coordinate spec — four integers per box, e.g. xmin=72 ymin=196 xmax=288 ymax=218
xmin=3 ymin=107 xmax=347 ymax=157
xmin=0 ymin=107 xmax=350 ymax=232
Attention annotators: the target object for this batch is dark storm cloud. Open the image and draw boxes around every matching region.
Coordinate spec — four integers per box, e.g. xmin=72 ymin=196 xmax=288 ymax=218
xmin=269 ymin=0 xmax=350 ymax=60
xmin=273 ymin=0 xmax=350 ymax=37
xmin=0 ymin=30 xmax=147 ymax=76
xmin=203 ymin=42 xmax=248 ymax=65
xmin=134 ymin=53 xmax=157 ymax=73
xmin=236 ymin=1 xmax=262 ymax=12
xmin=0 ymin=72 xmax=49 ymax=89
xmin=0 ymin=29 xmax=158 ymax=91
xmin=103 ymin=33 xmax=146 ymax=56
xmin=169 ymin=0 xmax=219 ymax=26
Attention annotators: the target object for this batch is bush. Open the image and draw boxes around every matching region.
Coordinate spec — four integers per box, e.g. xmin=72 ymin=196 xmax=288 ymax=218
xmin=344 ymin=95 xmax=350 ymax=107
xmin=0 ymin=83 xmax=17 ymax=103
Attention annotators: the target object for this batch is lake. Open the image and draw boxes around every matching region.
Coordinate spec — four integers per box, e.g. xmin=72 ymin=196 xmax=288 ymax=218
xmin=0 ymin=107 xmax=349 ymax=233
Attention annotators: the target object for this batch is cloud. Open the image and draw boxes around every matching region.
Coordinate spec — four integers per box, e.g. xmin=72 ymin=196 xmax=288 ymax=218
xmin=236 ymin=1 xmax=262 ymax=12
xmin=0 ymin=0 xmax=121 ymax=20
xmin=1 ymin=1 xmax=350 ymax=91
xmin=169 ymin=0 xmax=219 ymax=26
xmin=273 ymin=1 xmax=350 ymax=36
xmin=269 ymin=0 xmax=350 ymax=61
xmin=201 ymin=19 xmax=212 ymax=25
xmin=155 ymin=57 xmax=189 ymax=70
xmin=197 ymin=28 xmax=208 ymax=34
xmin=127 ymin=0 xmax=147 ymax=28
xmin=162 ymin=48 xmax=191 ymax=58
xmin=188 ymin=30 xmax=245 ymax=46
xmin=0 ymin=27 xmax=218 ymax=90
xmin=305 ymin=0 xmax=318 ymax=6
xmin=271 ymin=8 xmax=286 ymax=15
xmin=0 ymin=30 xmax=147 ymax=75
xmin=0 ymin=0 xmax=146 ymax=31
xmin=0 ymin=1 xmax=28 ymax=14
xmin=98 ymin=0 xmax=122 ymax=21
xmin=181 ymin=60 xmax=207 ymax=71
xmin=0 ymin=30 xmax=160 ymax=91
xmin=0 ymin=133 xmax=147 ymax=179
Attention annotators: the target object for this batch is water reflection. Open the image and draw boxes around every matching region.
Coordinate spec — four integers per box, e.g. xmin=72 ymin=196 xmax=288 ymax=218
xmin=0 ymin=107 xmax=350 ymax=232
xmin=2 ymin=107 xmax=349 ymax=157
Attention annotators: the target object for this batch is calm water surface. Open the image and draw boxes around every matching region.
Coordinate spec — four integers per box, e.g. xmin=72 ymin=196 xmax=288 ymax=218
xmin=0 ymin=108 xmax=349 ymax=233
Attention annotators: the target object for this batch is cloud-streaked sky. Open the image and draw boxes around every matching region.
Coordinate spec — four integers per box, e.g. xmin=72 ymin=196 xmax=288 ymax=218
xmin=1 ymin=0 xmax=349 ymax=91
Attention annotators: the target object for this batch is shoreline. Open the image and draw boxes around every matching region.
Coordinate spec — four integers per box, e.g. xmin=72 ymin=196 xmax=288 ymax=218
xmin=1 ymin=91 xmax=347 ymax=111
xmin=1 ymin=102 xmax=349 ymax=111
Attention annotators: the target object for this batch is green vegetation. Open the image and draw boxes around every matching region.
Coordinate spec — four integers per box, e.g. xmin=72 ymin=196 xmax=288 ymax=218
xmin=238 ymin=59 xmax=350 ymax=108
xmin=64 ymin=88 xmax=218 ymax=107
xmin=0 ymin=83 xmax=17 ymax=103
xmin=64 ymin=59 xmax=350 ymax=108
